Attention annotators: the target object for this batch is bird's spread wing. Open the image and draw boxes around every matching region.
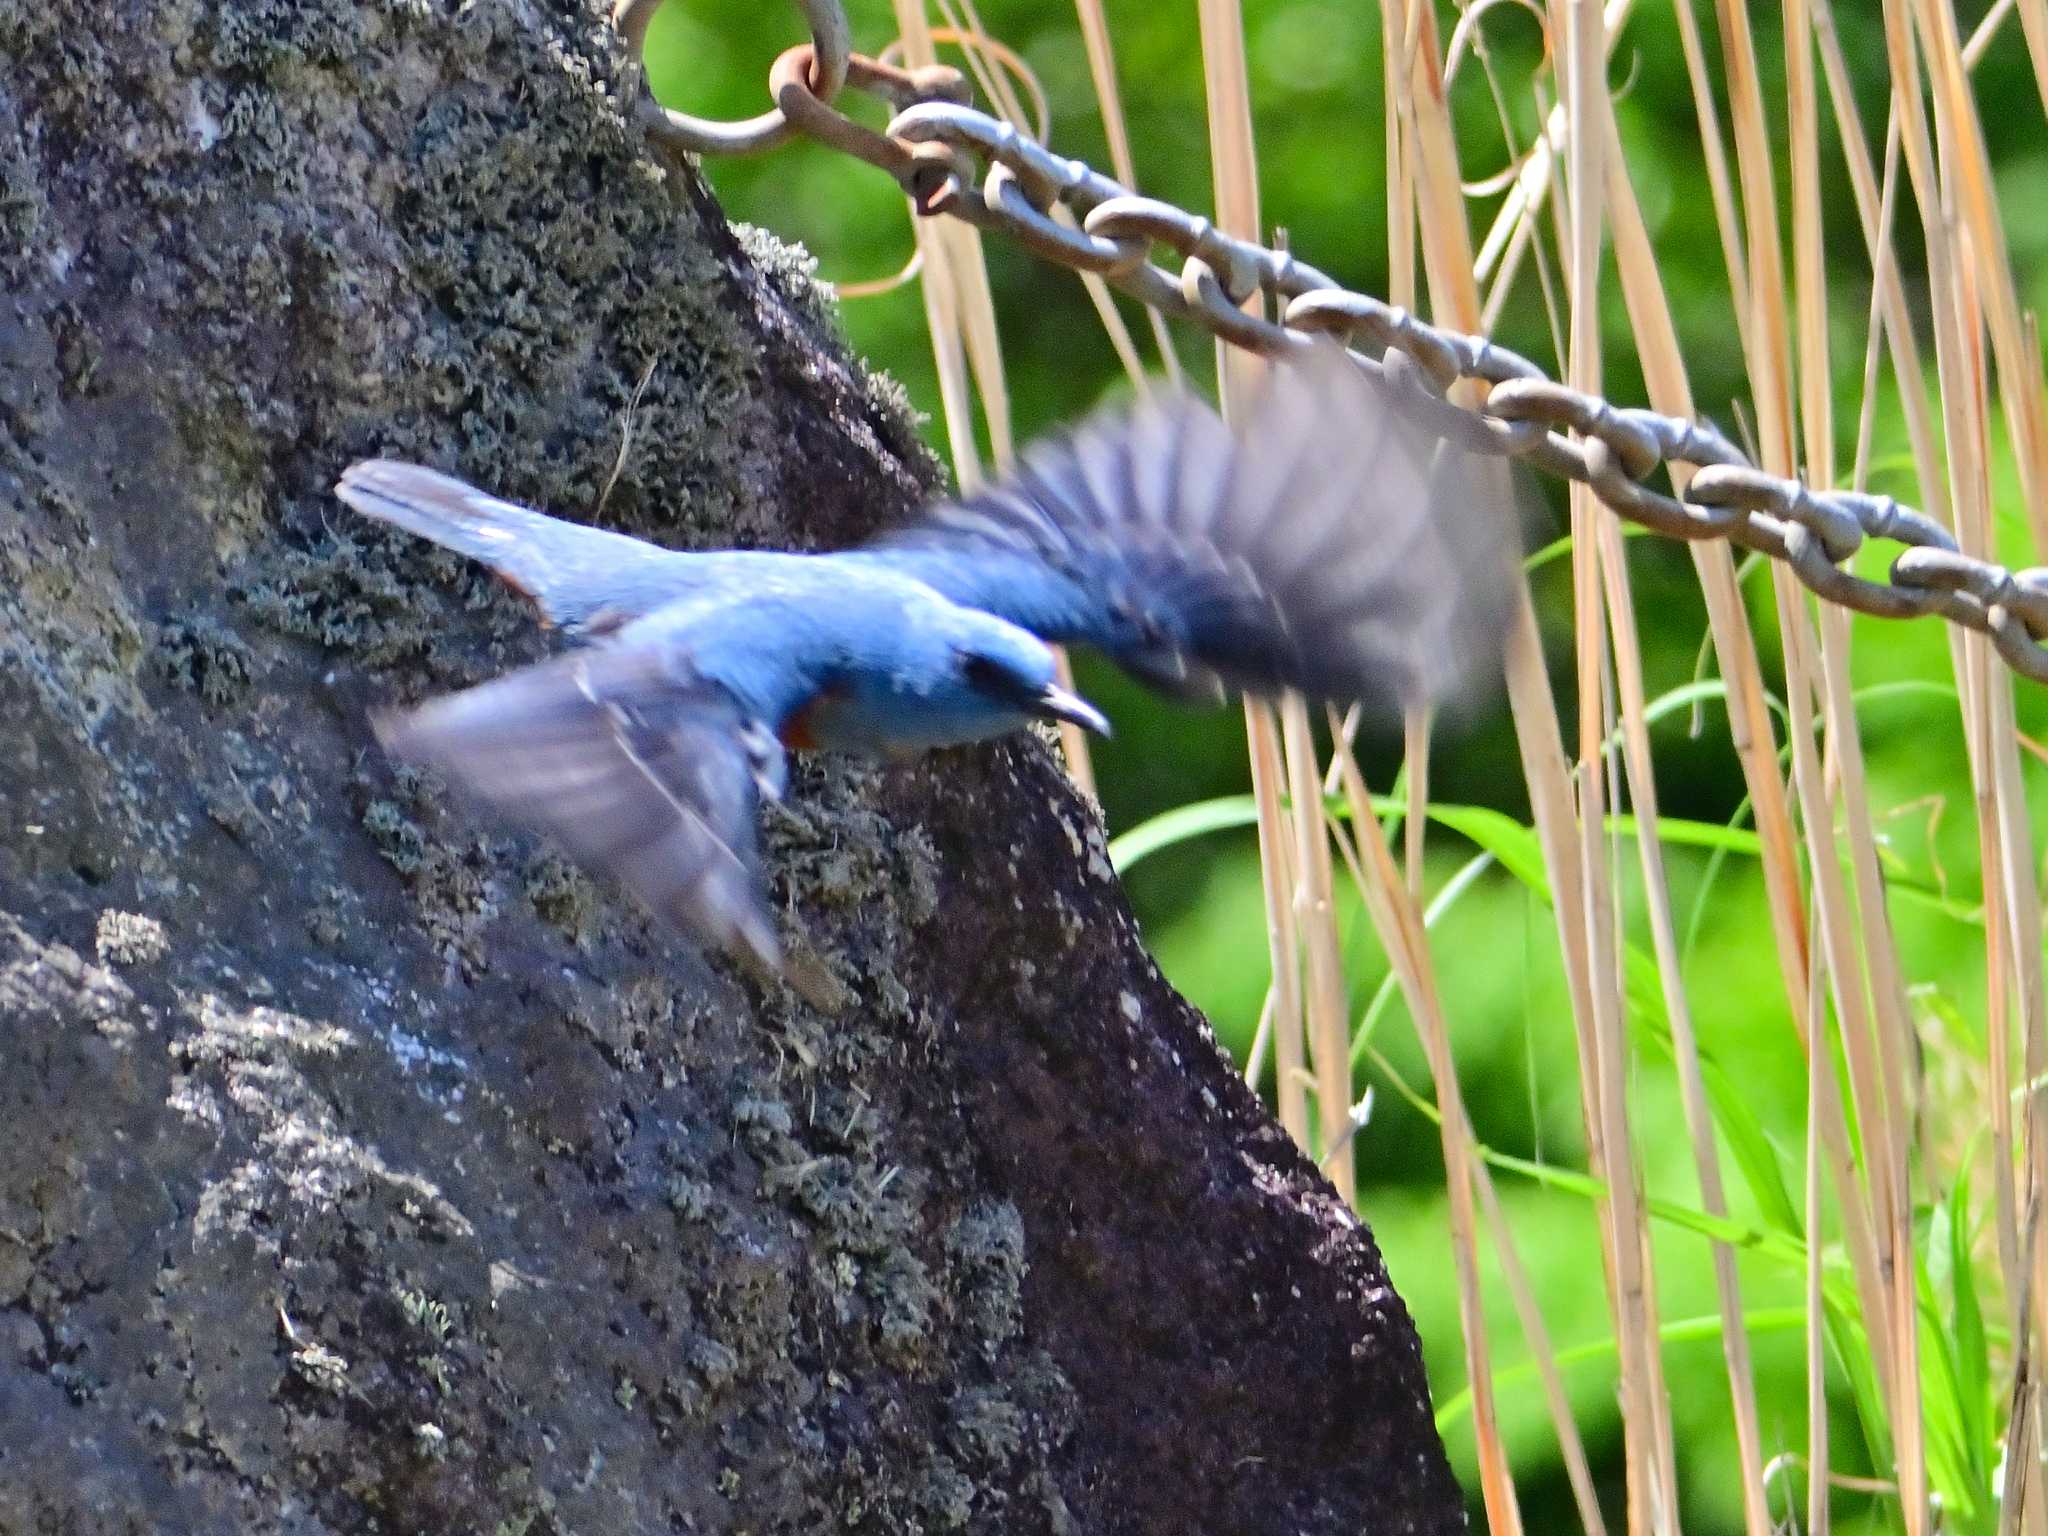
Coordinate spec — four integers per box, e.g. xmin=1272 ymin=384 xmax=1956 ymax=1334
xmin=373 ymin=643 xmax=784 ymax=974
xmin=336 ymin=460 xmax=690 ymax=636
xmin=866 ymin=344 xmax=1523 ymax=720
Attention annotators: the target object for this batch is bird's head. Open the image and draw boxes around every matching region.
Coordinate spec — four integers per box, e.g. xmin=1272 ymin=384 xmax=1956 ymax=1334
xmin=945 ymin=613 xmax=1112 ymax=741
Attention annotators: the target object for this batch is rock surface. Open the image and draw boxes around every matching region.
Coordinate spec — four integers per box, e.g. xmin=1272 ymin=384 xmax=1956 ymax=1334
xmin=0 ymin=2 xmax=1465 ymax=1531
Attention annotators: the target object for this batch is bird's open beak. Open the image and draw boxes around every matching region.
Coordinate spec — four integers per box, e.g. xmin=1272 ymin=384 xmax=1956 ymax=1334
xmin=1031 ymin=682 xmax=1113 ymax=738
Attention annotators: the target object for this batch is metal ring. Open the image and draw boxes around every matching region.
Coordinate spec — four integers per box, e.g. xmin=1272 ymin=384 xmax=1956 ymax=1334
xmin=1180 ymin=260 xmax=1304 ymax=356
xmin=619 ymin=0 xmax=855 ymax=156
xmin=984 ymin=167 xmax=1149 ymax=275
xmin=893 ymin=106 xmax=1145 ymax=241
xmin=1688 ymin=466 xmax=1864 ymax=564
xmin=2005 ymin=568 xmax=2048 ymax=640
xmin=769 ymin=46 xmax=971 ymax=192
xmin=1781 ymin=525 xmax=1946 ymax=620
xmin=1286 ymin=292 xmax=1457 ymax=389
xmin=1580 ymin=437 xmax=1747 ymax=542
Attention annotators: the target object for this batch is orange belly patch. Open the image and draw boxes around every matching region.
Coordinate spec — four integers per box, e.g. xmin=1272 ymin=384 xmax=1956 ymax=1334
xmin=779 ymin=686 xmax=840 ymax=752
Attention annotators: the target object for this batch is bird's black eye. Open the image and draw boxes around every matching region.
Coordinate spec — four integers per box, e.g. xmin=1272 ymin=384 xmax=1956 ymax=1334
xmin=962 ymin=652 xmax=1036 ymax=706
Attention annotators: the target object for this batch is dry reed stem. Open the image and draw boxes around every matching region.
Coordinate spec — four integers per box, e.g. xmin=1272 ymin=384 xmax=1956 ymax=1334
xmin=1884 ymin=9 xmax=2048 ymax=1528
xmin=1908 ymin=0 xmax=2048 ymax=557
xmin=1069 ymin=0 xmax=1182 ymax=385
xmin=1469 ymin=1144 xmax=1610 ymax=1536
xmin=1313 ymin=808 xmax=1592 ymax=1533
xmin=1192 ymin=0 xmax=1314 ymax=1161
xmin=1282 ymin=697 xmax=1357 ymax=1203
xmin=1382 ymin=0 xmax=1415 ymax=314
xmin=932 ymin=0 xmax=1153 ymax=405
xmin=1357 ymin=5 xmax=1603 ymax=1506
xmin=1502 ymin=586 xmax=1610 ymax=1519
xmin=1812 ymin=17 xmax=2017 ymax=1520
xmin=1805 ymin=937 xmax=1831 ymax=1536
xmin=1668 ymin=0 xmax=1751 ymax=327
xmin=1246 ymin=704 xmax=1308 ymax=1144
xmin=1911 ymin=18 xmax=2048 ymax=1471
xmin=1698 ymin=15 xmax=1929 ymax=1527
xmin=1472 ymin=0 xmax=1631 ymax=328
xmin=1403 ymin=710 xmax=1430 ymax=898
xmin=1810 ymin=1 xmax=1947 ymax=505
xmin=1597 ymin=112 xmax=1813 ymax=1079
xmin=1550 ymin=2 xmax=1680 ymax=1527
xmin=1454 ymin=4 xmax=1571 ymax=366
xmin=1595 ymin=501 xmax=1772 ymax=1536
xmin=1326 ymin=739 xmax=1525 ymax=1536
xmin=1590 ymin=70 xmax=1821 ymax=1536
xmin=1787 ymin=0 xmax=1928 ymax=1522
xmin=1380 ymin=0 xmax=1424 ymax=953
xmin=2020 ymin=0 xmax=2048 ymax=108
xmin=1375 ymin=0 xmax=1606 ymax=1521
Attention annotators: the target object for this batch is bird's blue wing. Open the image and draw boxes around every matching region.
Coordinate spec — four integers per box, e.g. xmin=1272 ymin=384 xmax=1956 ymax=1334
xmin=372 ymin=639 xmax=785 ymax=974
xmin=863 ymin=344 xmax=1522 ymax=720
xmin=336 ymin=460 xmax=708 ymax=637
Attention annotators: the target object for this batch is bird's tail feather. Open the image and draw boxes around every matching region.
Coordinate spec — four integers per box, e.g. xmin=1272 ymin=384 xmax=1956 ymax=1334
xmin=337 ymin=461 xmax=553 ymax=587
xmin=335 ymin=459 xmax=683 ymax=634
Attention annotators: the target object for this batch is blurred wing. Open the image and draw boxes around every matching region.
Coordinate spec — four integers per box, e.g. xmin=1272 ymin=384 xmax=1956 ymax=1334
xmin=336 ymin=460 xmax=696 ymax=636
xmin=373 ymin=643 xmax=783 ymax=973
xmin=866 ymin=344 xmax=1522 ymax=721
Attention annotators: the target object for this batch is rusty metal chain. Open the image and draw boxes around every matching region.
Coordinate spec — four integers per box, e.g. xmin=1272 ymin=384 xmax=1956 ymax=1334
xmin=614 ymin=0 xmax=2048 ymax=685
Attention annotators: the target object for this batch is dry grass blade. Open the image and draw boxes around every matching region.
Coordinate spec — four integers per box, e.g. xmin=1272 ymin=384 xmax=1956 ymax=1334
xmin=928 ymin=0 xmax=1155 ymax=402
xmin=1712 ymin=0 xmax=1932 ymax=1523
xmin=1470 ymin=0 xmax=1632 ymax=330
xmin=1600 ymin=139 xmax=1850 ymax=1536
xmin=1283 ymin=697 xmax=1356 ymax=1203
xmin=1470 ymin=1150 xmax=1610 ymax=1536
xmin=1552 ymin=6 xmax=1682 ymax=1529
xmin=1804 ymin=277 xmax=1932 ymax=1536
xmin=1246 ymin=706 xmax=1308 ymax=1144
xmin=1668 ymin=0 xmax=1751 ymax=328
xmin=1606 ymin=98 xmax=1856 ymax=1536
xmin=1907 ymin=0 xmax=2048 ymax=556
xmin=1904 ymin=24 xmax=2048 ymax=1475
xmin=1593 ymin=490 xmax=1772 ymax=1536
xmin=1191 ymin=0 xmax=1310 ymax=1159
xmin=1880 ymin=14 xmax=2048 ymax=1534
xmin=1382 ymin=0 xmax=1417 ymax=315
xmin=1788 ymin=0 xmax=1927 ymax=1524
xmin=1374 ymin=2 xmax=1611 ymax=1519
xmin=1327 ymin=738 xmax=1526 ymax=1536
xmin=1810 ymin=1 xmax=1945 ymax=512
xmin=1806 ymin=942 xmax=1831 ymax=1536
xmin=2019 ymin=0 xmax=2048 ymax=107
xmin=1375 ymin=0 xmax=1587 ymax=1524
xmin=1069 ymin=0 xmax=1182 ymax=385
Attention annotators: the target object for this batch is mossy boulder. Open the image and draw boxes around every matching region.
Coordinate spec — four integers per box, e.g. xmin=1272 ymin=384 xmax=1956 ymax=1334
xmin=0 ymin=3 xmax=1463 ymax=1531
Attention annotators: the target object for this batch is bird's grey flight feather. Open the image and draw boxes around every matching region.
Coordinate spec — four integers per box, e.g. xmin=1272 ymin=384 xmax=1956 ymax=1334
xmin=372 ymin=643 xmax=782 ymax=974
xmin=870 ymin=343 xmax=1521 ymax=723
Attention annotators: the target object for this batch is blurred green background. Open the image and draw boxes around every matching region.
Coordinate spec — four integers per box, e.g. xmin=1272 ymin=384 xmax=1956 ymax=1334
xmin=649 ymin=3 xmax=2048 ymax=1530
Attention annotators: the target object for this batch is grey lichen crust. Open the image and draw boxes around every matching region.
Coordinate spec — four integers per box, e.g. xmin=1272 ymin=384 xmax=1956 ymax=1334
xmin=0 ymin=2 xmax=1464 ymax=1534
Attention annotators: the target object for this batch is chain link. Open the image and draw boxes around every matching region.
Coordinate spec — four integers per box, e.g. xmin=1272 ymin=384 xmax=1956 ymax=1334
xmin=617 ymin=1 xmax=2048 ymax=685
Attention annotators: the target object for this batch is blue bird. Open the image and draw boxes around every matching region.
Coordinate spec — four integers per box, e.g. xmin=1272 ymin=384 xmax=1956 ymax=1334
xmin=335 ymin=346 xmax=1517 ymax=983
